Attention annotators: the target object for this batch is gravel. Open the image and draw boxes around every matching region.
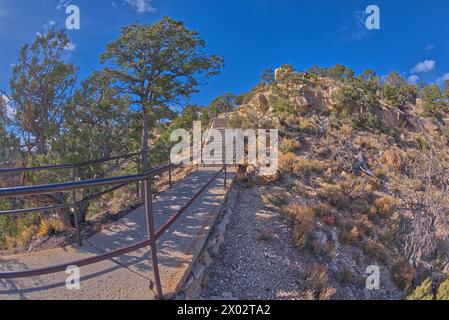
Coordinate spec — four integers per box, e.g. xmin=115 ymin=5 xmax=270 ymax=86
xmin=202 ymin=186 xmax=304 ymax=300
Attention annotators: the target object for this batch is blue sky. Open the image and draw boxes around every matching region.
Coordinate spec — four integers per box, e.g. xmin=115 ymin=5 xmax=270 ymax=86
xmin=1 ymin=0 xmax=449 ymax=108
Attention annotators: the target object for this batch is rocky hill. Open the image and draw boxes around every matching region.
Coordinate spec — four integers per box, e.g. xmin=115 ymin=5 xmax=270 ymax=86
xmin=228 ymin=65 xmax=449 ymax=300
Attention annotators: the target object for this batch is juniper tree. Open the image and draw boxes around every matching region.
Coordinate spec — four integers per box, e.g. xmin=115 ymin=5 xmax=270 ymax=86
xmin=100 ymin=17 xmax=223 ymax=169
xmin=9 ymin=27 xmax=77 ymax=155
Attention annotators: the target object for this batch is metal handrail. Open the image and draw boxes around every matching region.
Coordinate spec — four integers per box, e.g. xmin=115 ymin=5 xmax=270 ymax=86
xmin=0 ymin=167 xmax=224 ymax=281
xmin=0 ymin=155 xmax=229 ymax=299
xmin=0 ymin=163 xmax=172 ymax=198
xmin=0 ymin=151 xmax=143 ymax=175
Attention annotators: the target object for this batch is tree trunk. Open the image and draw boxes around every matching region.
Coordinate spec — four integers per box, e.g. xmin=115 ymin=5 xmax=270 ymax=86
xmin=141 ymin=107 xmax=149 ymax=170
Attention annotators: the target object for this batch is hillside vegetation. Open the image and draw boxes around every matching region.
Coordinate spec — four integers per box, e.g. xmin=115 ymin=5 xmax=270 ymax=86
xmin=230 ymin=64 xmax=449 ymax=300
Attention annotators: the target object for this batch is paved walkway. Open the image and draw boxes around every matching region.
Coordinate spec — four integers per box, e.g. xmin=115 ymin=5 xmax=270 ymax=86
xmin=0 ymin=167 xmax=235 ymax=300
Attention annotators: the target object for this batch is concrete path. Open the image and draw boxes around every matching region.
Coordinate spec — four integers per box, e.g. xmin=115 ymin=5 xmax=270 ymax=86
xmin=0 ymin=167 xmax=235 ymax=300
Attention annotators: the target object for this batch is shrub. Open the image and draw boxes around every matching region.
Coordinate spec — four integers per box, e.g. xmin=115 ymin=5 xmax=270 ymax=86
xmin=298 ymin=117 xmax=319 ymax=134
xmin=279 ymin=153 xmax=326 ymax=175
xmin=363 ymin=239 xmax=388 ymax=263
xmin=337 ymin=265 xmax=353 ymax=286
xmin=340 ymin=124 xmax=353 ymax=138
xmin=407 ymin=278 xmax=434 ymax=300
xmin=317 ymin=184 xmax=347 ymax=209
xmin=279 ymin=152 xmax=299 ymax=172
xmin=380 ymin=149 xmax=403 ymax=172
xmin=407 ymin=278 xmax=449 ymax=300
xmin=16 ymin=226 xmax=37 ymax=248
xmin=37 ymin=219 xmax=65 ymax=238
xmin=314 ymin=203 xmax=333 ymax=218
xmin=391 ymin=260 xmax=416 ymax=291
xmin=340 ymin=226 xmax=361 ymax=245
xmin=436 ymin=279 xmax=449 ymax=300
xmin=301 ymin=266 xmax=336 ymax=300
xmin=257 ymin=230 xmax=273 ymax=242
xmin=262 ymin=191 xmax=288 ymax=207
xmin=282 ymin=114 xmax=300 ymax=130
xmin=285 ymin=205 xmax=316 ymax=249
xmin=416 ymin=134 xmax=429 ymax=150
xmin=0 ymin=205 xmax=39 ymax=250
xmin=269 ymin=95 xmax=297 ymax=115
xmin=372 ymin=196 xmax=395 ymax=217
xmin=280 ymin=138 xmax=301 ymax=153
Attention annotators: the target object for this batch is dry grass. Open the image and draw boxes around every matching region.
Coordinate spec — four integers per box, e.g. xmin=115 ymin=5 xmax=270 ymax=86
xmin=283 ymin=204 xmax=316 ymax=249
xmin=257 ymin=230 xmax=273 ymax=242
xmin=340 ymin=124 xmax=353 ymax=138
xmin=37 ymin=219 xmax=65 ymax=238
xmin=300 ymin=266 xmax=336 ymax=300
xmin=340 ymin=226 xmax=361 ymax=245
xmin=317 ymin=183 xmax=347 ymax=209
xmin=280 ymin=153 xmax=326 ymax=175
xmin=5 ymin=225 xmax=39 ymax=251
xmin=262 ymin=191 xmax=289 ymax=207
xmin=280 ymin=138 xmax=302 ymax=153
xmin=380 ymin=148 xmax=403 ymax=172
xmin=372 ymin=196 xmax=395 ymax=217
xmin=298 ymin=117 xmax=319 ymax=134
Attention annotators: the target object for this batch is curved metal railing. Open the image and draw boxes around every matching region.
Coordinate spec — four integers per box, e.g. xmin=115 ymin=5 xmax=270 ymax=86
xmin=0 ymin=144 xmax=230 ymax=300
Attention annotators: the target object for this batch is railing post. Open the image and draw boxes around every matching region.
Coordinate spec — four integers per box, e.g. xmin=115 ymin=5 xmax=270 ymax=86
xmin=224 ymin=165 xmax=227 ymax=190
xmin=200 ymin=129 xmax=203 ymax=169
xmin=71 ymin=167 xmax=82 ymax=247
xmin=167 ymin=150 xmax=172 ymax=189
xmin=136 ymin=160 xmax=140 ymax=198
xmin=144 ymin=178 xmax=164 ymax=299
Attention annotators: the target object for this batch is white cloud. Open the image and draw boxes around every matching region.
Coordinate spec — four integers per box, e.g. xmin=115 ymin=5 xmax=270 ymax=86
xmin=64 ymin=41 xmax=76 ymax=51
xmin=48 ymin=20 xmax=56 ymax=26
xmin=436 ymin=73 xmax=449 ymax=86
xmin=410 ymin=60 xmax=436 ymax=74
xmin=407 ymin=75 xmax=420 ymax=84
xmin=1 ymin=95 xmax=16 ymax=120
xmin=425 ymin=44 xmax=436 ymax=51
xmin=124 ymin=0 xmax=155 ymax=13
xmin=56 ymin=0 xmax=70 ymax=10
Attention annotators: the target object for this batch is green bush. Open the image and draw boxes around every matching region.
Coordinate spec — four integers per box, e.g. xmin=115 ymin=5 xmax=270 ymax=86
xmin=269 ymin=95 xmax=297 ymax=116
xmin=407 ymin=278 xmax=433 ymax=300
xmin=436 ymin=279 xmax=449 ymax=300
